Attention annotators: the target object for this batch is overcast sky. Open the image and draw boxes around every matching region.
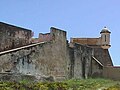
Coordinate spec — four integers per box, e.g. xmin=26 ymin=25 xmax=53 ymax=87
xmin=0 ymin=0 xmax=120 ymax=65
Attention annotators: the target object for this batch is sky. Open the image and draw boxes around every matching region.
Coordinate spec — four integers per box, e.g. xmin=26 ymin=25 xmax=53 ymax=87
xmin=0 ymin=0 xmax=120 ymax=65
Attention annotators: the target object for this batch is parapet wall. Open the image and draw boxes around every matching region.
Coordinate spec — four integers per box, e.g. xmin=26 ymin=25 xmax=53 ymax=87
xmin=39 ymin=33 xmax=51 ymax=42
xmin=70 ymin=38 xmax=101 ymax=45
xmin=31 ymin=27 xmax=67 ymax=44
xmin=0 ymin=22 xmax=32 ymax=51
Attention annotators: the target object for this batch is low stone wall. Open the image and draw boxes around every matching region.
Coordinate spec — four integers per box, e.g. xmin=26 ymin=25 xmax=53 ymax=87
xmin=0 ymin=72 xmax=55 ymax=82
xmin=0 ymin=73 xmax=36 ymax=82
xmin=103 ymin=66 xmax=120 ymax=80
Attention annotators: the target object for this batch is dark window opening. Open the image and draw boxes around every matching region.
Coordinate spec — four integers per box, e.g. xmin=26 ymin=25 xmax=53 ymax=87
xmin=82 ymin=57 xmax=86 ymax=78
xmin=105 ymin=35 xmax=106 ymax=42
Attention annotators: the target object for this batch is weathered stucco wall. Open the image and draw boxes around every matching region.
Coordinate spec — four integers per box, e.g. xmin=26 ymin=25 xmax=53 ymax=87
xmin=0 ymin=27 xmax=69 ymax=81
xmin=0 ymin=27 xmax=95 ymax=81
xmin=0 ymin=23 xmax=115 ymax=81
xmin=0 ymin=22 xmax=32 ymax=51
xmin=93 ymin=48 xmax=113 ymax=66
xmin=73 ymin=44 xmax=92 ymax=79
xmin=91 ymin=57 xmax=103 ymax=78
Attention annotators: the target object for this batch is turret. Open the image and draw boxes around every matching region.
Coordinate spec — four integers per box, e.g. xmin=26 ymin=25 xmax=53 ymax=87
xmin=100 ymin=26 xmax=111 ymax=49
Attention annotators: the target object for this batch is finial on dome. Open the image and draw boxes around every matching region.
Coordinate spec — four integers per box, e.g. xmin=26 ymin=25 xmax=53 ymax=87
xmin=104 ymin=26 xmax=107 ymax=28
xmin=100 ymin=26 xmax=111 ymax=34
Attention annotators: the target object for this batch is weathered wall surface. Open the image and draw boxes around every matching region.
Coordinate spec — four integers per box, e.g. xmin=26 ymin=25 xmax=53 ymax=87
xmin=103 ymin=66 xmax=120 ymax=80
xmin=0 ymin=27 xmax=69 ymax=81
xmin=0 ymin=23 xmax=115 ymax=81
xmin=0 ymin=22 xmax=32 ymax=51
xmin=39 ymin=33 xmax=51 ymax=42
xmin=91 ymin=57 xmax=103 ymax=78
xmin=69 ymin=43 xmax=93 ymax=79
xmin=67 ymin=47 xmax=74 ymax=79
xmin=70 ymin=37 xmax=113 ymax=67
xmin=93 ymin=48 xmax=113 ymax=66
xmin=31 ymin=33 xmax=51 ymax=43
xmin=0 ymin=27 xmax=95 ymax=80
xmin=70 ymin=38 xmax=101 ymax=46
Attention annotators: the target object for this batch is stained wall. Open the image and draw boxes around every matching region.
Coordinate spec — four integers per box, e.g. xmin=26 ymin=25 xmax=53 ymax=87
xmin=0 ymin=22 xmax=32 ymax=51
xmin=0 ymin=27 xmax=69 ymax=81
xmin=0 ymin=23 xmax=115 ymax=81
xmin=73 ymin=43 xmax=92 ymax=79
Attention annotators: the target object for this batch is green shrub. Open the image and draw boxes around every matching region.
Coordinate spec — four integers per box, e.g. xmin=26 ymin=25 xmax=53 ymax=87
xmin=0 ymin=78 xmax=119 ymax=90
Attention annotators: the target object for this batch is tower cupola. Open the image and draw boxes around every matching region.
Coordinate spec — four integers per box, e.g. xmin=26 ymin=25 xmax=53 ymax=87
xmin=100 ymin=26 xmax=111 ymax=49
xmin=100 ymin=26 xmax=111 ymax=33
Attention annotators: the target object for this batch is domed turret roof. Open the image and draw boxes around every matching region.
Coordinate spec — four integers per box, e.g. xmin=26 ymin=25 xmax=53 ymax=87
xmin=100 ymin=26 xmax=111 ymax=34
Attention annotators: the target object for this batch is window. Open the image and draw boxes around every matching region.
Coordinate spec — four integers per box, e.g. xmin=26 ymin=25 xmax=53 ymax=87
xmin=105 ymin=35 xmax=106 ymax=42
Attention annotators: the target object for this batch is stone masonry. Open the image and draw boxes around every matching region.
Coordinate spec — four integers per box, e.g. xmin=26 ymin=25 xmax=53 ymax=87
xmin=0 ymin=22 xmax=32 ymax=51
xmin=0 ymin=22 xmax=118 ymax=81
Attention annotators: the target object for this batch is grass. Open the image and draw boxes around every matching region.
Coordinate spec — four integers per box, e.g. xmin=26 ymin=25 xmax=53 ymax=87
xmin=65 ymin=78 xmax=120 ymax=90
xmin=0 ymin=78 xmax=120 ymax=90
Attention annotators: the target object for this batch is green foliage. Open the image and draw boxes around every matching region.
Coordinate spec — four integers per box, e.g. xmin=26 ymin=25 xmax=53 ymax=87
xmin=34 ymin=82 xmax=68 ymax=90
xmin=19 ymin=79 xmax=29 ymax=84
xmin=0 ymin=78 xmax=119 ymax=90
xmin=105 ymin=84 xmax=120 ymax=90
xmin=64 ymin=78 xmax=120 ymax=90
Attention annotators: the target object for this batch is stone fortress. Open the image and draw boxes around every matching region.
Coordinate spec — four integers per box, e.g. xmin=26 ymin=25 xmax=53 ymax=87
xmin=0 ymin=22 xmax=120 ymax=81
